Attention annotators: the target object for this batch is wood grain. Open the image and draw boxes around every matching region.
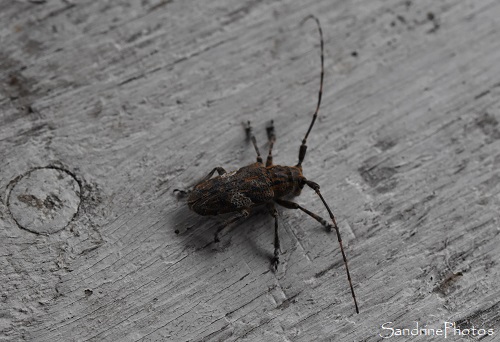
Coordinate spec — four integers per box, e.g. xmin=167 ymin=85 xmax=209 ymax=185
xmin=1 ymin=0 xmax=500 ymax=341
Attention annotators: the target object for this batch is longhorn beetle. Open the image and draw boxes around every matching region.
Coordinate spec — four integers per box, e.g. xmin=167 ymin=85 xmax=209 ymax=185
xmin=175 ymin=15 xmax=359 ymax=314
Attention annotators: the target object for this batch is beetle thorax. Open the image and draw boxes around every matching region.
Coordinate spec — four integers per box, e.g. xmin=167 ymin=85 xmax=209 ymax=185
xmin=267 ymin=165 xmax=305 ymax=198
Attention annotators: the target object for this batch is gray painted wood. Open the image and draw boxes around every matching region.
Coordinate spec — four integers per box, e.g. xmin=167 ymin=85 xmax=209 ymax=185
xmin=1 ymin=0 xmax=500 ymax=341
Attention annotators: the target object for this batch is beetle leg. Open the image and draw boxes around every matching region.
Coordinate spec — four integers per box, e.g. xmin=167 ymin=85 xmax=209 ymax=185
xmin=245 ymin=121 xmax=263 ymax=164
xmin=267 ymin=203 xmax=280 ymax=271
xmin=173 ymin=189 xmax=190 ymax=196
xmin=265 ymin=120 xmax=276 ymax=167
xmin=175 ymin=168 xmax=225 ymax=195
xmin=274 ymin=198 xmax=332 ymax=231
xmin=201 ymin=167 xmax=227 ymax=182
xmin=214 ymin=209 xmax=250 ymax=242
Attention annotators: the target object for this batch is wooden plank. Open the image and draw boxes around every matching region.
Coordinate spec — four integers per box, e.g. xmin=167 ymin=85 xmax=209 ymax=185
xmin=1 ymin=0 xmax=500 ymax=341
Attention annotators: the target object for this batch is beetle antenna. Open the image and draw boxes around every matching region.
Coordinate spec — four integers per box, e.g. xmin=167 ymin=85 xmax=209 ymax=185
xmin=305 ymin=180 xmax=359 ymax=314
xmin=297 ymin=15 xmax=324 ymax=167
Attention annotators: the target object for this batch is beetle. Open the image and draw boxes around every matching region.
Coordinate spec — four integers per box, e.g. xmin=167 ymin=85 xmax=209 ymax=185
xmin=175 ymin=15 xmax=359 ymax=314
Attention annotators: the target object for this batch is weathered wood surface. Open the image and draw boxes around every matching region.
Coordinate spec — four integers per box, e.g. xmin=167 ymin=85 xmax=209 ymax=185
xmin=1 ymin=0 xmax=500 ymax=341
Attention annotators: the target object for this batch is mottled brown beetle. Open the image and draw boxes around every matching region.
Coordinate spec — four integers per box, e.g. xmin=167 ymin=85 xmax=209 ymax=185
xmin=175 ymin=16 xmax=359 ymax=314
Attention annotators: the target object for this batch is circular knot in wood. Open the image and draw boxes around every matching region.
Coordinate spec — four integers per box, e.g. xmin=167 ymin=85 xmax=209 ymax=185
xmin=7 ymin=167 xmax=81 ymax=234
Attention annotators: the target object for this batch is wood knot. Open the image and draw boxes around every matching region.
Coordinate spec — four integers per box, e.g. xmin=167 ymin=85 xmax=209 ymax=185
xmin=7 ymin=166 xmax=81 ymax=234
